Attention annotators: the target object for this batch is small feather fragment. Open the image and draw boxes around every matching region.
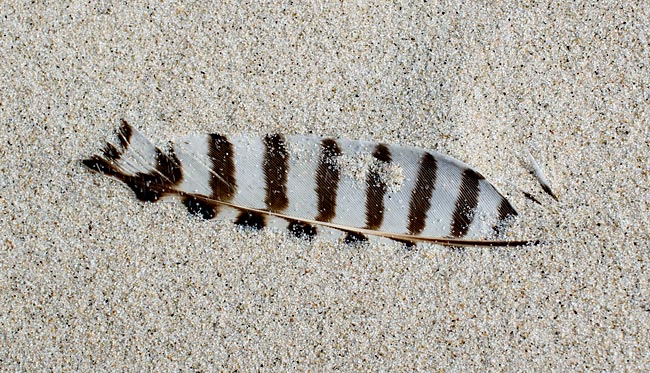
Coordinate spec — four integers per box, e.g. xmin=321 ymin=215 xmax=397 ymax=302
xmin=528 ymin=153 xmax=558 ymax=201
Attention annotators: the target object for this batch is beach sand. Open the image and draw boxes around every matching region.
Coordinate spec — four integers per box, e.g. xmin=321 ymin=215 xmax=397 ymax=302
xmin=1 ymin=1 xmax=648 ymax=370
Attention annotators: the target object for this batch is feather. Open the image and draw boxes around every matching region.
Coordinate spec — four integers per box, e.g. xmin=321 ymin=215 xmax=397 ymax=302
xmin=527 ymin=152 xmax=558 ymax=201
xmin=83 ymin=120 xmax=538 ymax=247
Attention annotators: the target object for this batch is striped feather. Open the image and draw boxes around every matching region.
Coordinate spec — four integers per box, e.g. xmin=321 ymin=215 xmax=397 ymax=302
xmin=83 ymin=120 xmax=537 ymax=247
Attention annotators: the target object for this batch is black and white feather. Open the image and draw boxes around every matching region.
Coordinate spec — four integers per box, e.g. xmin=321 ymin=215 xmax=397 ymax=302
xmin=83 ymin=120 xmax=537 ymax=247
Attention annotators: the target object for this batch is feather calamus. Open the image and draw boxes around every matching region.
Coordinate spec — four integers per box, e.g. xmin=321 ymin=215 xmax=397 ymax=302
xmin=82 ymin=120 xmax=538 ymax=247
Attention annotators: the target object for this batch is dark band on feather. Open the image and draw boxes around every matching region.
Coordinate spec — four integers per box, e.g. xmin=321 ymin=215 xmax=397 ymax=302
xmin=116 ymin=119 xmax=133 ymax=150
xmin=492 ymin=197 xmax=518 ymax=235
xmin=235 ymin=211 xmax=266 ymax=230
xmin=209 ymin=134 xmax=237 ymax=201
xmin=364 ymin=144 xmax=391 ymax=230
xmin=344 ymin=231 xmax=368 ymax=244
xmin=391 ymin=238 xmax=416 ymax=248
xmin=263 ymin=134 xmax=289 ymax=212
xmin=315 ymin=139 xmax=342 ymax=222
xmin=497 ymin=196 xmax=518 ymax=221
xmin=183 ymin=195 xmax=217 ymax=219
xmin=288 ymin=221 xmax=317 ymax=240
xmin=407 ymin=152 xmax=437 ymax=234
xmin=449 ymin=169 xmax=483 ymax=237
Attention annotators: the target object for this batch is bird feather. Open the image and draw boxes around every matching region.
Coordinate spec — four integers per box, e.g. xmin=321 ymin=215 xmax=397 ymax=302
xmin=83 ymin=120 xmax=538 ymax=247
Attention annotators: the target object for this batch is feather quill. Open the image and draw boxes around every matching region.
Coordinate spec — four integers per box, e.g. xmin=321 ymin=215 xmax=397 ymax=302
xmin=83 ymin=120 xmax=538 ymax=247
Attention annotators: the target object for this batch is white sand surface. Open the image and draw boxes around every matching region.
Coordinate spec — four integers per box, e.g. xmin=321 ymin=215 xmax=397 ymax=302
xmin=1 ymin=1 xmax=648 ymax=370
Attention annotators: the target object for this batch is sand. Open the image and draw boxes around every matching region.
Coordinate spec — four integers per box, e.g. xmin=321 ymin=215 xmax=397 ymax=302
xmin=1 ymin=1 xmax=648 ymax=370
